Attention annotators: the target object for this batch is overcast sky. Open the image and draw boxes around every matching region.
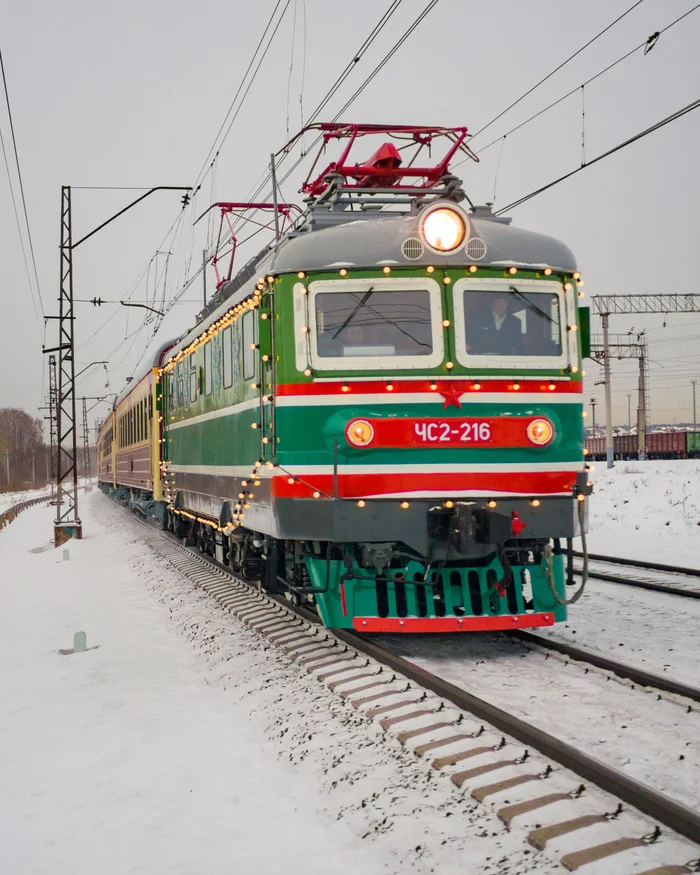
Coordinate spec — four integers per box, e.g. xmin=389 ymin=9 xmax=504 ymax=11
xmin=1 ymin=0 xmax=699 ymax=437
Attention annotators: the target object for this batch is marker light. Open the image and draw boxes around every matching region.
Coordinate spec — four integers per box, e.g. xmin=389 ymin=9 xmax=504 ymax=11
xmin=347 ymin=420 xmax=375 ymax=447
xmin=527 ymin=419 xmax=554 ymax=446
xmin=421 ymin=208 xmax=466 ymax=252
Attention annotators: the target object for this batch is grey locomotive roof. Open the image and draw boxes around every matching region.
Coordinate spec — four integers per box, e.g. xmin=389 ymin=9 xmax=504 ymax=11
xmin=166 ymin=203 xmax=576 ymax=361
xmin=270 ymin=206 xmax=576 ymax=276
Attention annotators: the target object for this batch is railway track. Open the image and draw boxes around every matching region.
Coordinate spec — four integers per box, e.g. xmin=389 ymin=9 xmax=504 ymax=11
xmin=570 ymin=552 xmax=700 ymax=600
xmin=511 ymin=630 xmax=700 ymax=705
xmin=129 ymin=513 xmax=700 ymax=873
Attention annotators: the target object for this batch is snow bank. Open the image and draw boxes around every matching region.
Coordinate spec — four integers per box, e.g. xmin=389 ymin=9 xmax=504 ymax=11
xmin=588 ymin=460 xmax=700 ymax=568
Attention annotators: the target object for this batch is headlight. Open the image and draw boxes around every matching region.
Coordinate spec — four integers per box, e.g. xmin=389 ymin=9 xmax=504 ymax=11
xmin=527 ymin=419 xmax=554 ymax=446
xmin=421 ymin=208 xmax=466 ymax=252
xmin=346 ymin=420 xmax=374 ymax=447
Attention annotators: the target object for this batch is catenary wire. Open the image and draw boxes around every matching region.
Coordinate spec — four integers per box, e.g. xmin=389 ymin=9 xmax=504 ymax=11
xmin=191 ymin=0 xmax=290 ymax=193
xmin=231 ymin=0 xmax=413 ymax=218
xmin=494 ymin=96 xmax=700 ymax=215
xmin=164 ymin=0 xmax=416 ymax=311
xmin=0 ymin=48 xmax=44 ymax=317
xmin=458 ymin=2 xmax=700 ymax=165
xmin=0 ymin=47 xmax=45 ymax=336
xmin=0 ymin=112 xmax=42 ymax=337
xmin=469 ymin=0 xmax=648 ymax=141
xmin=232 ymin=0 xmax=440 ymax=232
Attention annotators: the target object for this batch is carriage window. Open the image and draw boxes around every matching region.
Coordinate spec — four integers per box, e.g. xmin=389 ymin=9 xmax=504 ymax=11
xmin=204 ymin=341 xmax=212 ymax=395
xmin=189 ymin=354 xmax=197 ymax=402
xmin=242 ymin=312 xmax=255 ymax=380
xmin=315 ymin=290 xmax=433 ymax=358
xmin=461 ymin=288 xmax=562 ymax=358
xmin=222 ymin=326 xmax=233 ymax=388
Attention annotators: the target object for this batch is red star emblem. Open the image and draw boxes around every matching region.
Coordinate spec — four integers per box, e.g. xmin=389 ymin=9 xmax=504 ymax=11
xmin=439 ymin=385 xmax=464 ymax=409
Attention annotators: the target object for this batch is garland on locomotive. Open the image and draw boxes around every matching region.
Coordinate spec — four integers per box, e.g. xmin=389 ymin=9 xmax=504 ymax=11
xmin=99 ymin=124 xmax=592 ymax=632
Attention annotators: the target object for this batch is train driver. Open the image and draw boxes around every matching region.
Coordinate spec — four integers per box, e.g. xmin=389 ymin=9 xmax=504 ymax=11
xmin=466 ymin=294 xmax=523 ymax=355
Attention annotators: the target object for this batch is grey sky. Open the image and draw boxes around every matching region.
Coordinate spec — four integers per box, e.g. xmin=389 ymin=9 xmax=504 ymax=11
xmin=1 ymin=0 xmax=699 ymax=436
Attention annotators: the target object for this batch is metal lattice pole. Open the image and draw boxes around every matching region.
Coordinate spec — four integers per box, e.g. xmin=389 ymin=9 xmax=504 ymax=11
xmin=638 ymin=338 xmax=648 ymax=458
xmin=55 ymin=185 xmax=82 ymax=544
xmin=82 ymin=396 xmax=91 ymax=487
xmin=48 ymin=354 xmax=58 ymax=501
xmin=602 ymin=313 xmax=614 ymax=468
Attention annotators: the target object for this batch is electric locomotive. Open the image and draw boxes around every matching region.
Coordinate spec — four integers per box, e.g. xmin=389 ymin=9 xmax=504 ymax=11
xmin=99 ymin=124 xmax=592 ymax=632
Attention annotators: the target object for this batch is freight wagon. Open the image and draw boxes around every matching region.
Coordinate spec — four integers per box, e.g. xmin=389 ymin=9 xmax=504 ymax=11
xmin=584 ymin=430 xmax=700 ymax=461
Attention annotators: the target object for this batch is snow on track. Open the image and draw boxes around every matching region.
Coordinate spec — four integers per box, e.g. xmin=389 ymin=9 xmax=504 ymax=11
xmin=373 ymin=628 xmax=700 ymax=811
xmin=536 ymin=578 xmax=700 ymax=687
xmin=1 ymin=494 xmax=563 ymax=875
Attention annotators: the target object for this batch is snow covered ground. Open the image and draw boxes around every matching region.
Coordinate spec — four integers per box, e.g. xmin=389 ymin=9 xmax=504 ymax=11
xmin=2 ymin=466 xmax=699 ymax=874
xmin=587 ymin=460 xmax=700 ymax=568
xmin=1 ymin=494 xmax=566 ymax=875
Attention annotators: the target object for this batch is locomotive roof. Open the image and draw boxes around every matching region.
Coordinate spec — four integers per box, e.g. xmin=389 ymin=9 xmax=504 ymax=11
xmin=166 ymin=203 xmax=577 ymax=361
xmin=271 ymin=205 xmax=577 ymax=275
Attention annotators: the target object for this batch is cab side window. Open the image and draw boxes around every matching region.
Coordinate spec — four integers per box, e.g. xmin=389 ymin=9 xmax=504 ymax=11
xmin=189 ymin=353 xmax=197 ymax=402
xmin=242 ymin=311 xmax=255 ymax=381
xmin=222 ymin=326 xmax=233 ymax=388
xmin=204 ymin=342 xmax=212 ymax=395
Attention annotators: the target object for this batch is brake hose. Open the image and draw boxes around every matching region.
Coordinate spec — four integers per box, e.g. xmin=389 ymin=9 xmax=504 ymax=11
xmin=542 ymin=499 xmax=589 ymax=606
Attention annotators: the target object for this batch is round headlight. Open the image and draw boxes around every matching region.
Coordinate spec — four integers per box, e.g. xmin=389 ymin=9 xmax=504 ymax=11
xmin=527 ymin=419 xmax=554 ymax=446
xmin=421 ymin=208 xmax=466 ymax=252
xmin=346 ymin=420 xmax=375 ymax=447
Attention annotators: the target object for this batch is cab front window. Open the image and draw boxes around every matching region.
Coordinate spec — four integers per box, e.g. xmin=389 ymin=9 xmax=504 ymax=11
xmin=306 ymin=277 xmax=444 ymax=371
xmin=453 ymin=279 xmax=567 ymax=369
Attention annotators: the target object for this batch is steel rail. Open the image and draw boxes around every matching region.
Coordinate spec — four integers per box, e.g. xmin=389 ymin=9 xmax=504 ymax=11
xmin=572 ymin=550 xmax=700 ymax=578
xmin=568 ymin=551 xmax=700 ymax=599
xmin=512 ymin=630 xmax=700 ymax=704
xmin=333 ymin=628 xmax=700 ymax=846
xmin=581 ymin=569 xmax=700 ymax=600
xmin=124 ymin=505 xmax=700 ymax=847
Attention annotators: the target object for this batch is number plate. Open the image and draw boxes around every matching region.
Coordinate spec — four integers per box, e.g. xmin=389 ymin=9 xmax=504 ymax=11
xmin=412 ymin=419 xmax=493 ymax=445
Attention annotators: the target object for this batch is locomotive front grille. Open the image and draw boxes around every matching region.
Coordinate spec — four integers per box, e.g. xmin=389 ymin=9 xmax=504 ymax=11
xmin=369 ymin=565 xmax=526 ymax=620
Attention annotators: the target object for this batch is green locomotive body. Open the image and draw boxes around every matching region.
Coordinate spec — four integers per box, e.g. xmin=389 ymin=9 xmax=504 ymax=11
xmin=103 ymin=125 xmax=592 ymax=632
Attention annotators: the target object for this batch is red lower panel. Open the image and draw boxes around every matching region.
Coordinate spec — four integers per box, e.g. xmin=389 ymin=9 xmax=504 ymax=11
xmin=273 ymin=471 xmax=578 ymax=498
xmin=353 ymin=612 xmax=555 ymax=633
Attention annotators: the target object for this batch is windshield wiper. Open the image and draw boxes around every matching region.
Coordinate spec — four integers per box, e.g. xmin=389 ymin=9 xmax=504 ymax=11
xmin=509 ymin=285 xmax=556 ymax=325
xmin=332 ymin=287 xmax=374 ymax=339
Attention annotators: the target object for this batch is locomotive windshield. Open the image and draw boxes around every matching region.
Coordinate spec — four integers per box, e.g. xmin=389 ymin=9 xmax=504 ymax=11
xmin=455 ymin=284 xmax=564 ymax=363
xmin=315 ymin=289 xmax=433 ymax=358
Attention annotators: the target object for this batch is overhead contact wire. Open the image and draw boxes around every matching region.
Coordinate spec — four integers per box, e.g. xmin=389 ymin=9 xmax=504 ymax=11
xmin=0 ymin=47 xmax=45 ymax=336
xmin=233 ymin=0 xmax=438 ymax=231
xmin=470 ymin=0 xmax=648 ymax=141
xmin=495 ymin=96 xmax=700 ymax=215
xmin=461 ymin=2 xmax=700 ymax=164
